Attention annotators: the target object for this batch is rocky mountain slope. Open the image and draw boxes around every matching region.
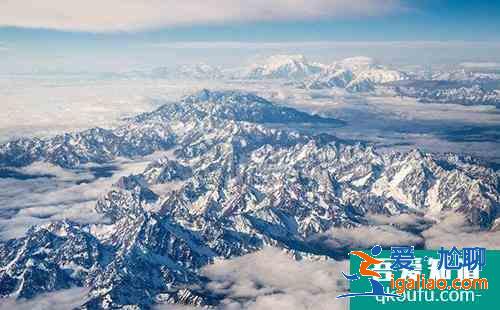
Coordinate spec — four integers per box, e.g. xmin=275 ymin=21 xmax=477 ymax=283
xmin=0 ymin=90 xmax=498 ymax=309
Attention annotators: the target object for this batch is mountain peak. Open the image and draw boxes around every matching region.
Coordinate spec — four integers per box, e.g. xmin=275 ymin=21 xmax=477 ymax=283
xmin=245 ymin=54 xmax=322 ymax=80
xmin=337 ymin=56 xmax=377 ymax=71
xmin=264 ymin=54 xmax=308 ymax=66
xmin=182 ymin=89 xmax=269 ymax=105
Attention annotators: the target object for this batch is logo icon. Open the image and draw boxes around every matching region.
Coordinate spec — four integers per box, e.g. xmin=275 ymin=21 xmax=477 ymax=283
xmin=337 ymin=245 xmax=400 ymax=299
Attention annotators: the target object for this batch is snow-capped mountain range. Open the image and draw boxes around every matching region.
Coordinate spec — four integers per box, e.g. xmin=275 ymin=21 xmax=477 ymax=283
xmin=241 ymin=55 xmax=409 ymax=90
xmin=299 ymin=56 xmax=410 ymax=92
xmin=384 ymin=80 xmax=500 ymax=107
xmin=111 ymin=54 xmax=500 ymax=107
xmin=275 ymin=55 xmax=499 ymax=106
xmin=151 ymin=63 xmax=223 ymax=80
xmin=242 ymin=54 xmax=324 ymax=80
xmin=0 ymin=90 xmax=499 ymax=309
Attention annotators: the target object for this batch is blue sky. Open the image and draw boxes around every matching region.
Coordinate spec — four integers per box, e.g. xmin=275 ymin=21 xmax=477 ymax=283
xmin=1 ymin=0 xmax=500 ymax=72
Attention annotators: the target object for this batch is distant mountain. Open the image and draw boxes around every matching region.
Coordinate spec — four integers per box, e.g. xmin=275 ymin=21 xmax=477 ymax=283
xmin=300 ymin=56 xmax=409 ymax=92
xmin=335 ymin=56 xmax=377 ymax=72
xmin=293 ymin=56 xmax=500 ymax=106
xmin=431 ymin=69 xmax=472 ymax=81
xmin=151 ymin=63 xmax=223 ymax=80
xmin=386 ymin=80 xmax=500 ymax=107
xmin=350 ymin=68 xmax=410 ymax=85
xmin=301 ymin=68 xmax=354 ymax=89
xmin=0 ymin=90 xmax=498 ymax=309
xmin=244 ymin=54 xmax=323 ymax=80
xmin=429 ymin=69 xmax=500 ymax=82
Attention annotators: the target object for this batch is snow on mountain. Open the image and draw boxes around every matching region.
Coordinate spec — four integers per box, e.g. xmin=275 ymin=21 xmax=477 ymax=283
xmin=0 ymin=90 xmax=498 ymax=309
xmin=387 ymin=80 xmax=500 ymax=107
xmin=0 ymin=90 xmax=342 ymax=169
xmin=335 ymin=56 xmax=377 ymax=72
xmin=429 ymin=69 xmax=500 ymax=85
xmin=351 ymin=68 xmax=409 ymax=84
xmin=343 ymin=69 xmax=409 ymax=93
xmin=0 ymin=125 xmax=176 ymax=169
xmin=151 ymin=63 xmax=223 ymax=80
xmin=136 ymin=89 xmax=342 ymax=126
xmin=296 ymin=56 xmax=499 ymax=104
xmin=300 ymin=56 xmax=409 ymax=92
xmin=431 ymin=69 xmax=498 ymax=81
xmin=345 ymin=77 xmax=377 ymax=93
xmin=431 ymin=69 xmax=472 ymax=81
xmin=244 ymin=54 xmax=323 ymax=80
xmin=300 ymin=68 xmax=354 ymax=90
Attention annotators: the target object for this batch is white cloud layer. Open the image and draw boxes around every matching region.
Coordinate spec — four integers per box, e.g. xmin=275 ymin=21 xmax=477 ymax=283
xmin=310 ymin=225 xmax=424 ymax=250
xmin=0 ymin=155 xmax=162 ymax=240
xmin=0 ymin=0 xmax=403 ymax=32
xmin=0 ymin=287 xmax=90 ymax=310
xmin=200 ymin=247 xmax=348 ymax=310
xmin=422 ymin=213 xmax=500 ymax=249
